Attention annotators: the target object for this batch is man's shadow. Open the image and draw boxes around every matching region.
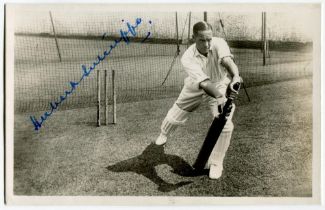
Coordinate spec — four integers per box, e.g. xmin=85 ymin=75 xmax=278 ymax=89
xmin=106 ymin=143 xmax=207 ymax=192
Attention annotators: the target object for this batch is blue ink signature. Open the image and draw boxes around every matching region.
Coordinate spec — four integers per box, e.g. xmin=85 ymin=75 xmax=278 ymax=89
xmin=30 ymin=18 xmax=152 ymax=131
xmin=141 ymin=32 xmax=151 ymax=43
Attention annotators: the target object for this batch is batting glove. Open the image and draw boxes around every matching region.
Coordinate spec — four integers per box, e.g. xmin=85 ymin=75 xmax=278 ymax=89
xmin=227 ymin=76 xmax=242 ymax=100
xmin=229 ymin=76 xmax=242 ymax=93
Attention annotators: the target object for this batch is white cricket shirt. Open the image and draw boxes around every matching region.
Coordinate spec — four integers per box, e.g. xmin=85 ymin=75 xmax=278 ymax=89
xmin=181 ymin=37 xmax=234 ymax=89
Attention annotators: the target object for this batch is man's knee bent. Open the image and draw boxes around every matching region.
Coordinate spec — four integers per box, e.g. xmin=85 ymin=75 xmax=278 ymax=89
xmin=165 ymin=103 xmax=190 ymax=124
xmin=161 ymin=103 xmax=190 ymax=134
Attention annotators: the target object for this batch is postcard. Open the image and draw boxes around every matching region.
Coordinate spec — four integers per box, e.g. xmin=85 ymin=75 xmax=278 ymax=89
xmin=4 ymin=3 xmax=321 ymax=206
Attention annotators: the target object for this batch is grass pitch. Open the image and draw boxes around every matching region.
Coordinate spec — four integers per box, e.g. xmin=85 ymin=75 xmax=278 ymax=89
xmin=14 ymin=77 xmax=312 ymax=196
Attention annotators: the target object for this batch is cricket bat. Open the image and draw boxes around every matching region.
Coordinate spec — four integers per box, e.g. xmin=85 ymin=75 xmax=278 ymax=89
xmin=193 ymin=83 xmax=240 ymax=170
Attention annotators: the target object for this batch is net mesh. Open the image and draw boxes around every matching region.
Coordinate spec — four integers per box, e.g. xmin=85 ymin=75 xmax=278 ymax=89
xmin=14 ymin=10 xmax=313 ymax=113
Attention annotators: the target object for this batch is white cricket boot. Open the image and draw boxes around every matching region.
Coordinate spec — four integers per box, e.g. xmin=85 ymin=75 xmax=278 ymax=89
xmin=209 ymin=164 xmax=223 ymax=179
xmin=155 ymin=133 xmax=168 ymax=145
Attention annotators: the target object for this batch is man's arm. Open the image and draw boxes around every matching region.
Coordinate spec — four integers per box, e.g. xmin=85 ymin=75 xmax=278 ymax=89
xmin=221 ymin=57 xmax=239 ymax=78
xmin=199 ymin=57 xmax=241 ymax=99
xmin=221 ymin=56 xmax=241 ymax=93
xmin=199 ymin=79 xmax=223 ymax=100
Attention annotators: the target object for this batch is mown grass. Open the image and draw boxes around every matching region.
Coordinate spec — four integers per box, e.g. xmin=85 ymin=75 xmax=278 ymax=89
xmin=14 ymin=77 xmax=312 ymax=196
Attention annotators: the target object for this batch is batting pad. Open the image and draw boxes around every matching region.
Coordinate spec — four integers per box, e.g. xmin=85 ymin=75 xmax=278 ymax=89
xmin=161 ymin=103 xmax=190 ymax=135
xmin=206 ymin=130 xmax=232 ymax=169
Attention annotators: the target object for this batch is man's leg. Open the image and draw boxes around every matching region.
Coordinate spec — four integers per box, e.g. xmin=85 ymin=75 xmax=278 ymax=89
xmin=155 ymin=81 xmax=203 ymax=145
xmin=207 ymin=104 xmax=235 ymax=179
xmin=155 ymin=103 xmax=190 ymax=145
xmin=205 ymin=78 xmax=235 ymax=179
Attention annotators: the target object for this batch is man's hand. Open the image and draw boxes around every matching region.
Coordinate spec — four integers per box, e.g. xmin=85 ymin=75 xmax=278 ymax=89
xmin=229 ymin=76 xmax=242 ymax=93
xmin=227 ymin=76 xmax=242 ymax=99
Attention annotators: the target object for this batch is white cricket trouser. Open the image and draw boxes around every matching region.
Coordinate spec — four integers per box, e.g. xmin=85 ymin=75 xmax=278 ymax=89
xmin=160 ymin=76 xmax=235 ymax=168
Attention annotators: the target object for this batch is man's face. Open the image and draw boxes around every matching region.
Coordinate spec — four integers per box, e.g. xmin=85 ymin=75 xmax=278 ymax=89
xmin=193 ymin=29 xmax=213 ymax=55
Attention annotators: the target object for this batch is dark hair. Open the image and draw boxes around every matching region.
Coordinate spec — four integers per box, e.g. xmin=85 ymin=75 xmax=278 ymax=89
xmin=193 ymin=21 xmax=213 ymax=36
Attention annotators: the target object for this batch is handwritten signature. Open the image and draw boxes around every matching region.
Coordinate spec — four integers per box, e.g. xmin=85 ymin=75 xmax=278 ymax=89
xmin=30 ymin=18 xmax=152 ymax=131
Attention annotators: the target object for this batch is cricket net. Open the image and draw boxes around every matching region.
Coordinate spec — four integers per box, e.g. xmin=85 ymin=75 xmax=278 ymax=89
xmin=14 ymin=10 xmax=313 ymax=113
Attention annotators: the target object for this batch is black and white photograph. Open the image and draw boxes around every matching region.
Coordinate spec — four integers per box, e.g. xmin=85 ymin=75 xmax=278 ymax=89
xmin=4 ymin=3 xmax=322 ymax=205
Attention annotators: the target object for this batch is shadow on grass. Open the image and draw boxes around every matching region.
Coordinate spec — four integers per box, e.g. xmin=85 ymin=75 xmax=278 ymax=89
xmin=106 ymin=143 xmax=207 ymax=192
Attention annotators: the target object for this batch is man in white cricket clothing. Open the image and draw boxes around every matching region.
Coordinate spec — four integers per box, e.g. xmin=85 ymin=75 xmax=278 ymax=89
xmin=154 ymin=21 xmax=241 ymax=179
